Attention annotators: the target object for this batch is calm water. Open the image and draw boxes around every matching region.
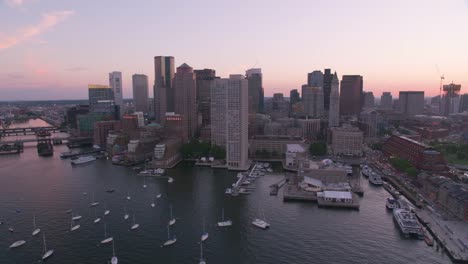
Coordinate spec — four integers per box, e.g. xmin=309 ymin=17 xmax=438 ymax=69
xmin=0 ymin=120 xmax=452 ymax=264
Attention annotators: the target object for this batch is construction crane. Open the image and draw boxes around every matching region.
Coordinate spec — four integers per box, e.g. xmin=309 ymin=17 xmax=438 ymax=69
xmin=436 ymin=64 xmax=445 ymax=113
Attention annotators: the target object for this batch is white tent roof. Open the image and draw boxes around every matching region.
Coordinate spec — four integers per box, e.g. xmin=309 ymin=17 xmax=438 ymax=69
xmin=303 ymin=176 xmax=323 ymax=188
xmin=321 ymin=191 xmax=352 ymax=199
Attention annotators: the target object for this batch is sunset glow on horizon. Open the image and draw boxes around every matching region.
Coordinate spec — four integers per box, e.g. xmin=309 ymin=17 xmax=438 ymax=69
xmin=1 ymin=0 xmax=468 ymax=100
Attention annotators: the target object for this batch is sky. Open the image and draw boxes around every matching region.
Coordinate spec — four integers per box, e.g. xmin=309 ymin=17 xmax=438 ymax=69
xmin=1 ymin=0 xmax=468 ymax=101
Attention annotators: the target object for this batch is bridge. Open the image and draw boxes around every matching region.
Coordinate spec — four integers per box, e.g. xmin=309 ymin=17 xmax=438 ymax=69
xmin=0 ymin=126 xmax=61 ymax=137
xmin=0 ymin=136 xmax=69 ymax=144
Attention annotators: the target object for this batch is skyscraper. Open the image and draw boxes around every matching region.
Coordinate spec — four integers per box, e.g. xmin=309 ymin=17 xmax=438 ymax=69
xmin=109 ymin=71 xmax=123 ymax=112
xmin=289 ymin=89 xmax=300 ymax=115
xmin=301 ymin=85 xmax=324 ymax=118
xmin=363 ymin=92 xmax=375 ymax=109
xmin=380 ymin=92 xmax=393 ymax=109
xmin=132 ymin=74 xmax=149 ymax=113
xmin=323 ymin=69 xmax=333 ymax=110
xmin=307 ymin=70 xmax=324 ymax=87
xmin=441 ymin=83 xmax=461 ymax=116
xmin=460 ymin=94 xmax=468 ymax=113
xmin=328 ymin=73 xmax=340 ymax=127
xmin=154 ymin=56 xmax=175 ymax=125
xmin=194 ymin=69 xmax=217 ymax=126
xmin=398 ymin=91 xmax=424 ymax=116
xmin=211 ymin=75 xmax=249 ymax=170
xmin=246 ymin=68 xmax=263 ymax=114
xmin=88 ymin=84 xmax=114 ymax=111
xmin=174 ymin=63 xmax=197 ymax=138
xmin=339 ymin=75 xmax=363 ymax=116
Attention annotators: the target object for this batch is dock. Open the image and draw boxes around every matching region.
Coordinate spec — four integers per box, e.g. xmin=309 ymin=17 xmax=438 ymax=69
xmin=283 ymin=184 xmax=317 ymax=201
xmin=60 ymin=149 xmax=102 ymax=159
xmin=317 ymin=193 xmax=360 ymax=210
xmin=231 ymin=163 xmax=257 ymax=195
xmin=269 ymin=177 xmax=287 ymax=196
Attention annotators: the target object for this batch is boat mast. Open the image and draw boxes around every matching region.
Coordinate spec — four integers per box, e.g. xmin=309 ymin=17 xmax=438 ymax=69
xmin=42 ymin=233 xmax=46 ymax=253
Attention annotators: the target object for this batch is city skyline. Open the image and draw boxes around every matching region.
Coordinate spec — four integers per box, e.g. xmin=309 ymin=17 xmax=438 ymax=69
xmin=1 ymin=0 xmax=468 ymax=100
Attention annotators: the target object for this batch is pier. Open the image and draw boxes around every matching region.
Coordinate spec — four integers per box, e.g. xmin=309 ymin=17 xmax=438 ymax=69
xmin=269 ymin=177 xmax=287 ymax=196
xmin=0 ymin=126 xmax=60 ymax=137
xmin=231 ymin=163 xmax=257 ymax=195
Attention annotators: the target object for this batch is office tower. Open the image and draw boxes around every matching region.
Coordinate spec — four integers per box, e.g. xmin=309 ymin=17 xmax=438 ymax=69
xmin=290 ymin=89 xmax=300 ymax=105
xmin=441 ymin=83 xmax=462 ymax=116
xmin=88 ymin=84 xmax=114 ymax=111
xmin=328 ymin=72 xmax=340 ymax=127
xmin=132 ymin=74 xmax=149 ymax=113
xmin=363 ymin=92 xmax=375 ymax=109
xmin=331 ymin=125 xmax=363 ymax=156
xmin=323 ymin=69 xmax=333 ymax=110
xmin=307 ymin=70 xmax=323 ymax=87
xmin=460 ymin=94 xmax=468 ymax=113
xmin=211 ymin=75 xmax=249 ymax=170
xmin=246 ymin=68 xmax=263 ymax=114
xmin=154 ymin=56 xmax=175 ymax=125
xmin=109 ymin=72 xmax=123 ymax=111
xmin=340 ymin=75 xmax=363 ymax=116
xmin=301 ymin=85 xmax=324 ymax=118
xmin=380 ymin=92 xmax=393 ymax=109
xmin=264 ymin=93 xmax=289 ymax=120
xmin=398 ymin=91 xmax=425 ymax=116
xmin=194 ymin=69 xmax=217 ymax=126
xmin=174 ymin=63 xmax=197 ymax=138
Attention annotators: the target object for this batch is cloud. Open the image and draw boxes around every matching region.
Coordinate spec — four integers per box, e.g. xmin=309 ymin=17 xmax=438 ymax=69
xmin=0 ymin=10 xmax=74 ymax=50
xmin=65 ymin=66 xmax=87 ymax=72
xmin=4 ymin=0 xmax=34 ymax=7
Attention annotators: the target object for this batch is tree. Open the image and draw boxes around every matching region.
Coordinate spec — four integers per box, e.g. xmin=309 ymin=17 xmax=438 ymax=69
xmin=405 ymin=167 xmax=418 ymax=177
xmin=309 ymin=141 xmax=327 ymax=156
xmin=457 ymin=151 xmax=466 ymax=160
xmin=210 ymin=145 xmax=226 ymax=160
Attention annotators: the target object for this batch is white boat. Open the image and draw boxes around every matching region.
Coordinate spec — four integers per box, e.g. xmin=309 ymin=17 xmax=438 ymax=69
xmin=199 ymin=239 xmax=207 ymax=264
xmin=123 ymin=206 xmax=129 ymax=221
xmin=90 ymin=193 xmax=99 ymax=207
xmin=130 ymin=215 xmax=139 ymax=230
xmin=111 ymin=240 xmax=118 ymax=264
xmin=266 ymin=168 xmax=273 ymax=173
xmin=9 ymin=240 xmax=26 ymax=249
xmin=71 ymin=155 xmax=96 ymax=165
xmin=143 ymin=177 xmax=147 ymax=188
xmin=361 ymin=165 xmax=372 ymax=177
xmin=252 ymin=218 xmax=270 ymax=229
xmin=168 ymin=177 xmax=174 ymax=183
xmin=70 ymin=215 xmax=80 ymax=231
xmin=168 ymin=205 xmax=176 ymax=226
xmin=225 ymin=188 xmax=232 ymax=195
xmin=162 ymin=225 xmax=177 ymax=247
xmin=65 ymin=209 xmax=72 ymax=214
xmin=386 ymin=197 xmax=399 ymax=210
xmin=263 ymin=163 xmax=270 ymax=168
xmin=241 ymin=180 xmax=251 ymax=185
xmin=156 ymin=193 xmax=162 ymax=199
xmin=126 ymin=192 xmax=131 ymax=200
xmin=369 ymin=172 xmax=383 ymax=185
xmin=201 ymin=218 xmax=209 ymax=242
xmin=217 ymin=208 xmax=233 ymax=227
xmin=41 ymin=233 xmax=54 ymax=260
xmin=32 ymin=213 xmax=41 ymax=236
xmin=100 ymin=224 xmax=113 ymax=244
xmin=93 ymin=208 xmax=101 ymax=224
xmin=104 ymin=209 xmax=110 ymax=216
xmin=393 ymin=208 xmax=424 ymax=239
xmin=72 ymin=213 xmax=82 ymax=221
xmin=8 ymin=227 xmax=14 ymax=232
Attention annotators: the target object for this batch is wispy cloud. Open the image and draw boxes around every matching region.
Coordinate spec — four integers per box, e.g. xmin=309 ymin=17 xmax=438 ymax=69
xmin=4 ymin=0 xmax=33 ymax=7
xmin=65 ymin=66 xmax=87 ymax=72
xmin=0 ymin=10 xmax=74 ymax=50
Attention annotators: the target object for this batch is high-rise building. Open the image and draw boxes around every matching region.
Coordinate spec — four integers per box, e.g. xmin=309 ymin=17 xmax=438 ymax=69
xmin=174 ymin=63 xmax=197 ymax=138
xmin=132 ymin=74 xmax=149 ymax=113
xmin=331 ymin=125 xmax=363 ymax=156
xmin=210 ymin=75 xmax=249 ymax=170
xmin=194 ymin=69 xmax=217 ymax=126
xmin=460 ymin=94 xmax=468 ymax=113
xmin=328 ymin=72 xmax=340 ymax=127
xmin=441 ymin=83 xmax=462 ymax=116
xmin=88 ymin=84 xmax=114 ymax=112
xmin=154 ymin=56 xmax=175 ymax=125
xmin=289 ymin=89 xmax=300 ymax=115
xmin=380 ymin=92 xmax=393 ymax=109
xmin=301 ymin=85 xmax=324 ymax=118
xmin=246 ymin=68 xmax=263 ymax=114
xmin=109 ymin=72 xmax=123 ymax=112
xmin=264 ymin=93 xmax=289 ymax=120
xmin=307 ymin=70 xmax=323 ymax=87
xmin=363 ymin=91 xmax=375 ymax=109
xmin=323 ymin=69 xmax=333 ymax=110
xmin=398 ymin=91 xmax=424 ymax=116
xmin=339 ymin=75 xmax=363 ymax=116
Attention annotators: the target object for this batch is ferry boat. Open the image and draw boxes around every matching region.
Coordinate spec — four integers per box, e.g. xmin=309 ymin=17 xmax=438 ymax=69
xmin=369 ymin=172 xmax=383 ymax=185
xmin=393 ymin=208 xmax=424 ymax=239
xmin=252 ymin=218 xmax=270 ymax=229
xmin=361 ymin=165 xmax=372 ymax=177
xmin=386 ymin=197 xmax=399 ymax=210
xmin=71 ymin=155 xmax=96 ymax=165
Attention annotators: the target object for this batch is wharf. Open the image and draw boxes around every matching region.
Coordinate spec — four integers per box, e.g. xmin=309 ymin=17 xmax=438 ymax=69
xmin=416 ymin=209 xmax=468 ymax=263
xmin=283 ymin=184 xmax=317 ymax=201
xmin=60 ymin=149 xmax=102 ymax=159
xmin=231 ymin=162 xmax=256 ymax=195
xmin=317 ymin=193 xmax=360 ymax=210
xmin=269 ymin=177 xmax=287 ymax=196
xmin=385 ymin=176 xmax=424 ymax=208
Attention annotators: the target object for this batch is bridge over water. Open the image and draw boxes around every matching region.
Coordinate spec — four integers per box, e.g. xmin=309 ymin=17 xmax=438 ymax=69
xmin=0 ymin=126 xmax=61 ymax=137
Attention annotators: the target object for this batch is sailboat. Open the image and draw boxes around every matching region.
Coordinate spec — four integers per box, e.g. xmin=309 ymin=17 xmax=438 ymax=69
xmin=168 ymin=205 xmax=176 ymax=226
xmin=65 ymin=209 xmax=72 ymax=214
xmin=93 ymin=208 xmax=101 ymax=224
xmin=252 ymin=207 xmax=270 ymax=229
xmin=9 ymin=239 xmax=26 ymax=249
xmin=32 ymin=213 xmax=41 ymax=236
xmin=123 ymin=206 xmax=129 ymax=221
xmin=90 ymin=192 xmax=99 ymax=207
xmin=41 ymin=233 xmax=54 ymax=260
xmin=199 ymin=240 xmax=206 ymax=264
xmin=201 ymin=218 xmax=209 ymax=242
xmin=217 ymin=208 xmax=232 ymax=227
xmin=104 ymin=203 xmax=110 ymax=216
xmin=101 ymin=224 xmax=113 ymax=244
xmin=143 ymin=177 xmax=147 ymax=188
xmin=156 ymin=193 xmax=162 ymax=199
xmin=151 ymin=196 xmax=156 ymax=208
xmin=70 ymin=216 xmax=80 ymax=231
xmin=71 ymin=211 xmax=82 ymax=221
xmin=126 ymin=192 xmax=131 ymax=200
xmin=130 ymin=214 xmax=139 ymax=230
xmin=110 ymin=240 xmax=118 ymax=264
xmin=162 ymin=225 xmax=177 ymax=247
xmin=168 ymin=177 xmax=174 ymax=183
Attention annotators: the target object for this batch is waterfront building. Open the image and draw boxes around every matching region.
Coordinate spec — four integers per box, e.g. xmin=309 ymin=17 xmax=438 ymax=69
xmin=152 ymin=138 xmax=183 ymax=169
xmin=331 ymin=125 xmax=363 ymax=156
xmin=382 ymin=135 xmax=446 ymax=172
xmin=132 ymin=74 xmax=149 ymax=113
xmin=328 ymin=73 xmax=340 ymax=127
xmin=301 ymin=86 xmax=324 ymax=118
xmin=246 ymin=68 xmax=264 ymax=114
xmin=307 ymin=70 xmax=324 ymax=87
xmin=165 ymin=112 xmax=189 ymax=143
xmin=398 ymin=91 xmax=424 ymax=117
xmin=109 ymin=72 xmax=124 ymax=112
xmin=249 ymin=135 xmax=304 ymax=159
xmin=93 ymin=120 xmax=121 ymax=147
xmin=441 ymin=83 xmax=462 ymax=116
xmin=285 ymin=143 xmax=307 ymax=169
xmin=127 ymin=137 xmax=159 ymax=164
xmin=77 ymin=112 xmax=114 ymax=137
xmin=174 ymin=63 xmax=197 ymax=138
xmin=339 ymin=75 xmax=363 ymax=116
xmin=380 ymin=92 xmax=393 ymax=110
xmin=154 ymin=56 xmax=175 ymax=125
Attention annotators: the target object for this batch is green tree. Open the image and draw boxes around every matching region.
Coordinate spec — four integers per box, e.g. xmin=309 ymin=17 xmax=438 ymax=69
xmin=457 ymin=151 xmax=466 ymax=160
xmin=309 ymin=141 xmax=327 ymax=156
xmin=405 ymin=167 xmax=418 ymax=177
xmin=210 ymin=145 xmax=226 ymax=160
